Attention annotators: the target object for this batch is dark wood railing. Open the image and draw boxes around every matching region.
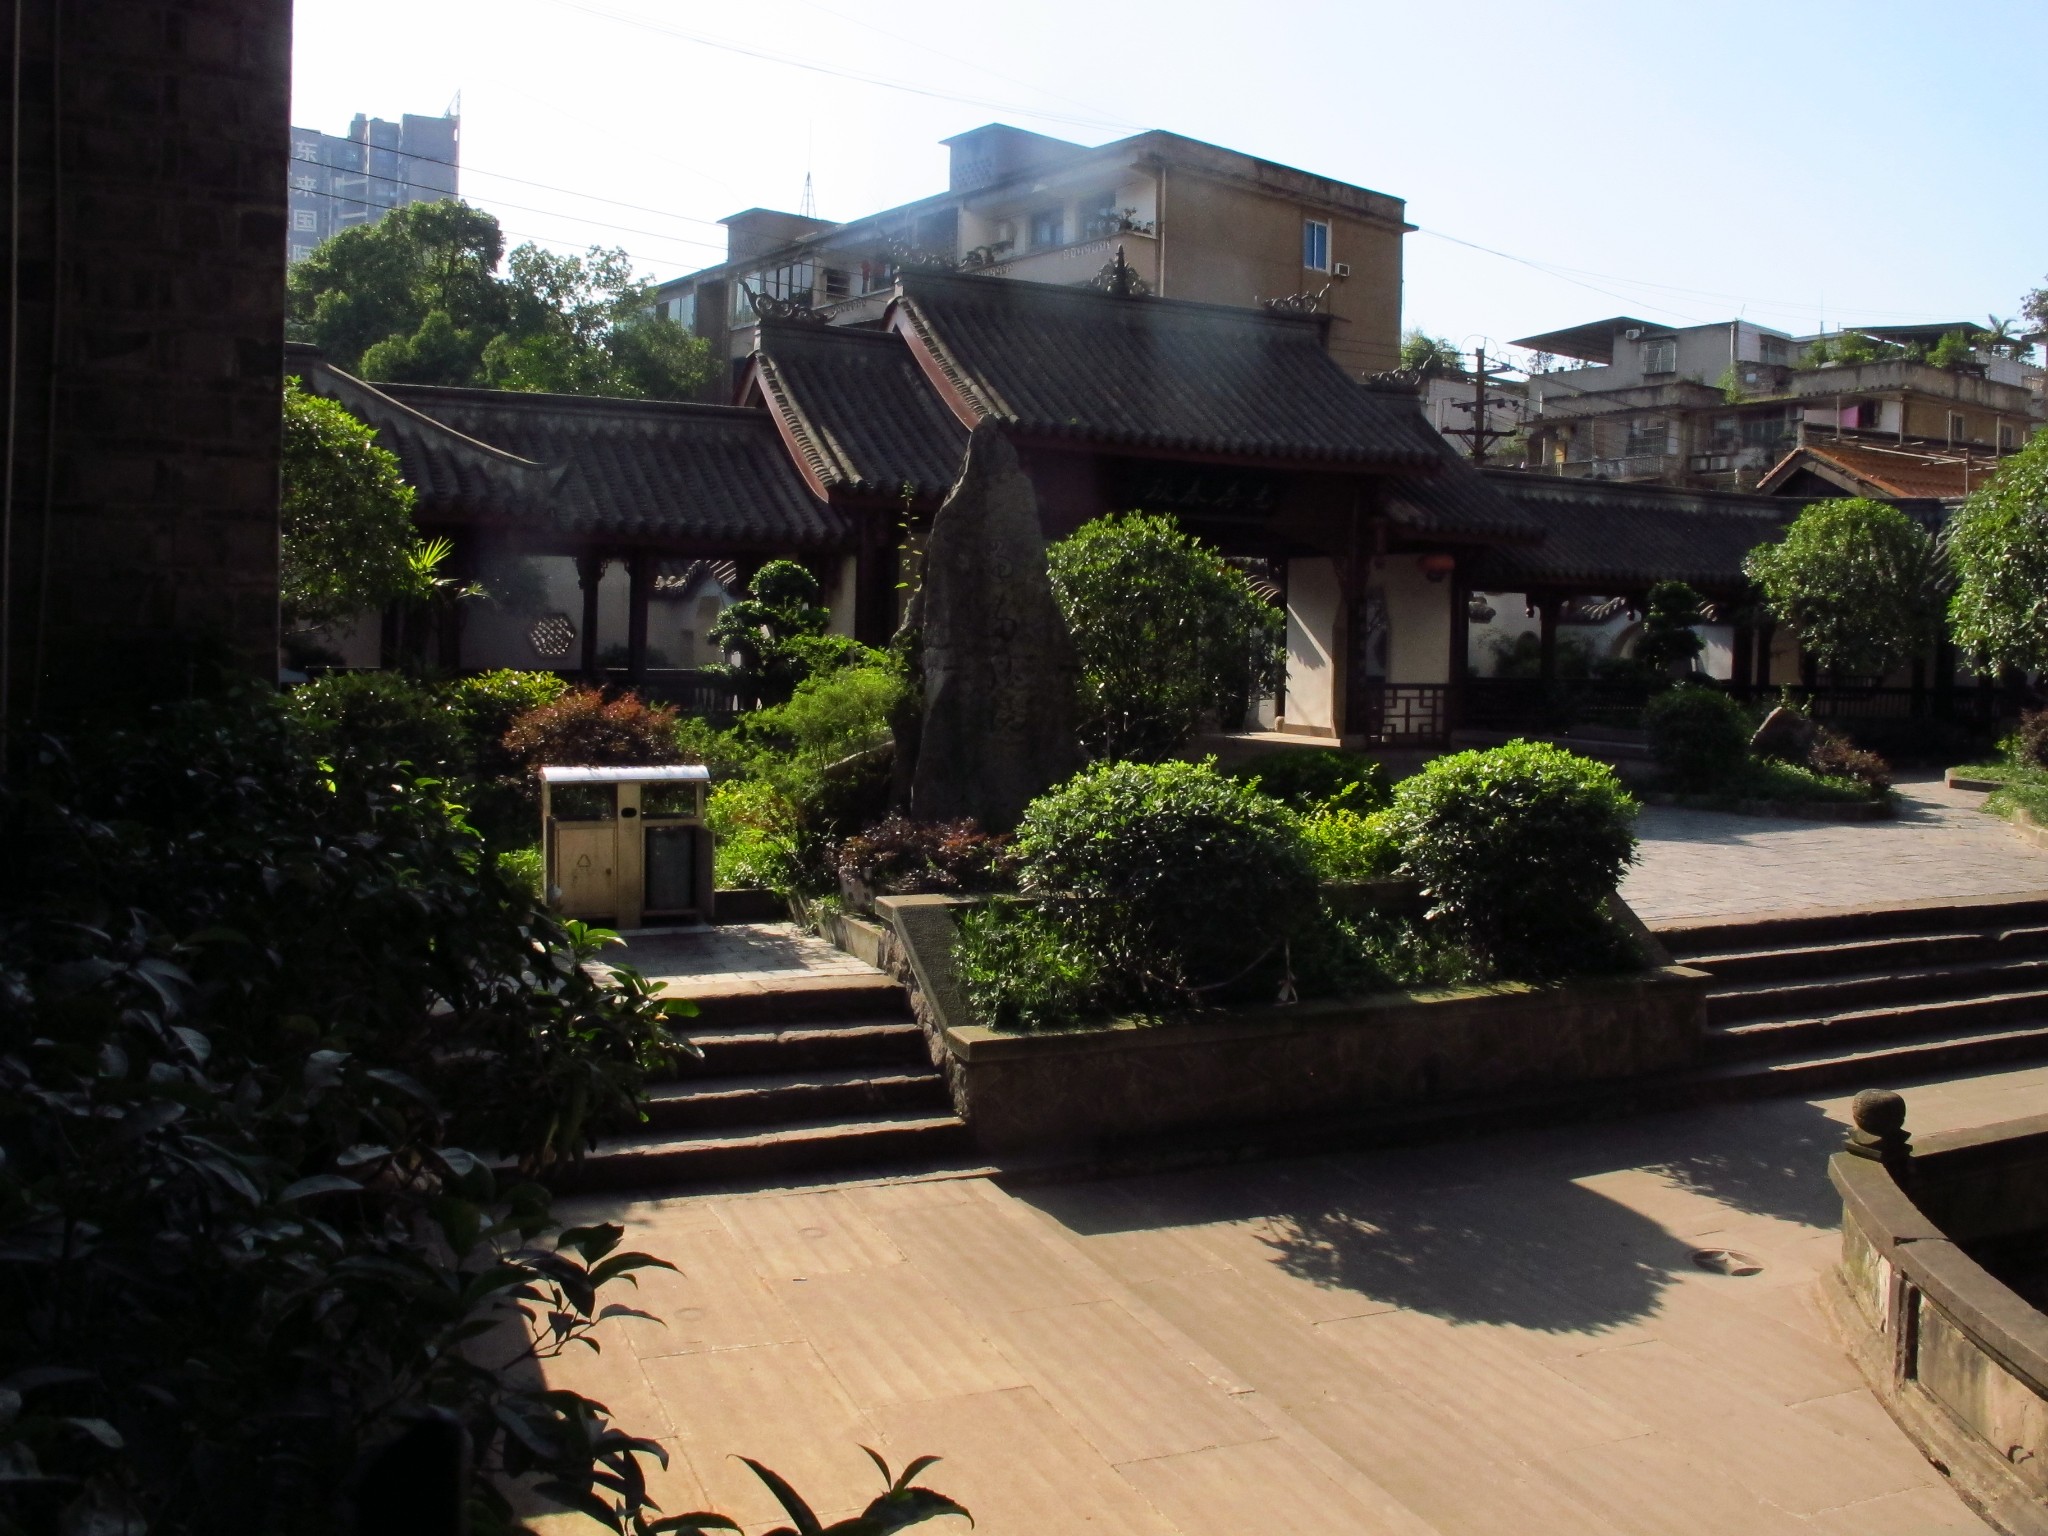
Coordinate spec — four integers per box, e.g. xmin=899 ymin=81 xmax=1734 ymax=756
xmin=1356 ymin=683 xmax=1451 ymax=746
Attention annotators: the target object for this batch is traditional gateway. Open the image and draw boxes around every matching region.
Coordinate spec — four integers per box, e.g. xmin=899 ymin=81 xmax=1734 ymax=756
xmin=291 ymin=264 xmax=1875 ymax=747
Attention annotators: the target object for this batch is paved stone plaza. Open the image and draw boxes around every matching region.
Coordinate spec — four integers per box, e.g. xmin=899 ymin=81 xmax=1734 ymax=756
xmin=1625 ymin=775 xmax=2048 ymax=926
xmin=534 ymin=1064 xmax=2048 ymax=1533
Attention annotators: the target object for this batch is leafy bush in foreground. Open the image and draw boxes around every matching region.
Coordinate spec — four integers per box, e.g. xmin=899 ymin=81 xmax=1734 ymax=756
xmin=1388 ymin=740 xmax=1638 ymax=979
xmin=1226 ymin=747 xmax=1389 ymax=812
xmin=1643 ymin=685 xmax=1750 ymax=790
xmin=0 ymin=698 xmax=694 ymax=1533
xmin=1299 ymin=805 xmax=1402 ymax=883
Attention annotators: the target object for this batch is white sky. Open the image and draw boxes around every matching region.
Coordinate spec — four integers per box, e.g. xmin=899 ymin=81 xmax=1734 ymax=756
xmin=290 ymin=0 xmax=2048 ymax=362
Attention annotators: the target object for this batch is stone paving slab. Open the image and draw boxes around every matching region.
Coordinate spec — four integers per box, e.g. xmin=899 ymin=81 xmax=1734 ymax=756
xmin=1624 ymin=773 xmax=2048 ymax=927
xmin=608 ymin=921 xmax=883 ymax=992
xmin=533 ymin=1059 xmax=2048 ymax=1533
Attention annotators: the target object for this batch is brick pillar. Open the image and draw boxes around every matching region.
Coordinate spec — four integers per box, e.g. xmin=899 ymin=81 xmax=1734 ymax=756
xmin=2 ymin=1 xmax=291 ymax=740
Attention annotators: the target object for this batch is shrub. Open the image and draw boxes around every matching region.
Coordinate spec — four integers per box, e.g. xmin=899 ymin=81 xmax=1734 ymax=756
xmin=704 ymin=559 xmax=835 ymax=705
xmin=285 ymin=668 xmax=463 ymax=784
xmin=1807 ymin=727 xmax=1893 ymax=793
xmin=746 ymin=659 xmax=904 ymax=766
xmin=1010 ymin=759 xmax=1317 ymax=1007
xmin=503 ymin=686 xmax=682 ymax=771
xmin=0 ymin=698 xmax=688 ymax=1533
xmin=835 ymin=816 xmax=1018 ymax=898
xmin=1228 ymin=748 xmax=1389 ymax=812
xmin=1946 ymin=426 xmax=2048 ymax=673
xmin=2015 ymin=707 xmax=2048 ymax=770
xmin=1387 ymin=740 xmax=1638 ymax=979
xmin=1633 ymin=580 xmax=1708 ymax=677
xmin=708 ymin=778 xmax=804 ymax=891
xmin=448 ymin=668 xmax=571 ymax=842
xmin=1300 ymin=805 xmax=1403 ymax=883
xmin=279 ymin=377 xmax=420 ymax=633
xmin=1743 ymin=498 xmax=1941 ymax=677
xmin=1643 ymin=685 xmax=1751 ymax=790
xmin=1047 ymin=511 xmax=1285 ymax=761
xmin=953 ymin=901 xmax=1105 ymax=1031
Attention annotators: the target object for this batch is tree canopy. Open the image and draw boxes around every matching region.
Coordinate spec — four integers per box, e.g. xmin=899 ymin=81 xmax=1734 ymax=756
xmin=1398 ymin=329 xmax=1463 ymax=374
xmin=1945 ymin=429 xmax=2048 ymax=674
xmin=287 ymin=199 xmax=716 ymax=401
xmin=1046 ymin=511 xmax=1284 ymax=761
xmin=279 ymin=377 xmax=421 ymax=632
xmin=1744 ymin=497 xmax=1942 ymax=677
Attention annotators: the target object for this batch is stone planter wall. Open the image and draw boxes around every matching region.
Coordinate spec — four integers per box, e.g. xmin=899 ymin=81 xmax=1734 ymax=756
xmin=1827 ymin=1105 xmax=2048 ymax=1536
xmin=873 ymin=894 xmax=1707 ymax=1158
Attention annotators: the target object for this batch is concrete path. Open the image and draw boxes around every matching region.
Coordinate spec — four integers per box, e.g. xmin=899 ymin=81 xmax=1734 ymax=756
xmin=607 ymin=921 xmax=883 ymax=992
xmin=534 ymin=1064 xmax=2048 ymax=1533
xmin=1625 ymin=774 xmax=2048 ymax=926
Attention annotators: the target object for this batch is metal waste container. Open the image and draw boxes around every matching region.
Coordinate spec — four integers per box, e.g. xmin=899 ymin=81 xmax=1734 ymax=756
xmin=539 ymin=764 xmax=713 ymax=928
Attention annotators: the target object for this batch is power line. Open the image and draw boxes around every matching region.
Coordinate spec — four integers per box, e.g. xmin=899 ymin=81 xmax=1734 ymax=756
xmin=299 ymin=182 xmax=728 ymax=258
xmin=536 ymin=0 xmax=1138 ymax=133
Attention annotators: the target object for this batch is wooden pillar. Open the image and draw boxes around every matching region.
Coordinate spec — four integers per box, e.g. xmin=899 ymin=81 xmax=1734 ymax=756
xmin=627 ymin=551 xmax=653 ymax=684
xmin=1536 ymin=593 xmax=1562 ymax=685
xmin=1934 ymin=636 xmax=1956 ymax=720
xmin=1731 ymin=624 xmax=1754 ymax=700
xmin=1446 ymin=566 xmax=1469 ymax=734
xmin=1753 ymin=620 xmax=1776 ymax=690
xmin=576 ymin=554 xmax=607 ymax=678
xmin=435 ymin=536 xmax=469 ymax=673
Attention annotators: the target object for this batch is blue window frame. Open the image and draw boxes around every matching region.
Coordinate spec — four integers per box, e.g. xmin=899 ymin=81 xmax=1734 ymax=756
xmin=1303 ymin=219 xmax=1330 ymax=272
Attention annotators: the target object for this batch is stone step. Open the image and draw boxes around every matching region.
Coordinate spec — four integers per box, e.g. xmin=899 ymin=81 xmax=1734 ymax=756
xmin=561 ymin=1113 xmax=973 ymax=1193
xmin=1656 ymin=894 xmax=2048 ymax=961
xmin=680 ymin=972 xmax=910 ymax=1028
xmin=1704 ymin=955 xmax=2048 ymax=1027
xmin=643 ymin=1066 xmax=952 ymax=1132
xmin=1687 ymin=1020 xmax=2048 ymax=1102
xmin=1707 ymin=988 xmax=2048 ymax=1061
xmin=679 ymin=1018 xmax=930 ymax=1076
xmin=1679 ymin=924 xmax=2048 ymax=985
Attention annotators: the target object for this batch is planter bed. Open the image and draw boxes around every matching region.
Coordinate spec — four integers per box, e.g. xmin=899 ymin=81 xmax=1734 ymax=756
xmin=873 ymin=894 xmax=1707 ymax=1158
xmin=1638 ymin=790 xmax=1892 ymax=821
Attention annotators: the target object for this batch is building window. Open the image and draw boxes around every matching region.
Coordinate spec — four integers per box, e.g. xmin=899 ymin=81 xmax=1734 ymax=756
xmin=1303 ymin=219 xmax=1330 ymax=272
xmin=822 ymin=267 xmax=849 ymax=301
xmin=1624 ymin=418 xmax=1669 ymax=458
xmin=1028 ymin=207 xmax=1064 ymax=249
xmin=1949 ymin=411 xmax=1967 ymax=441
xmin=1643 ymin=338 xmax=1678 ymax=374
xmin=2001 ymin=423 xmax=2018 ymax=451
xmin=1080 ymin=189 xmax=1121 ymax=240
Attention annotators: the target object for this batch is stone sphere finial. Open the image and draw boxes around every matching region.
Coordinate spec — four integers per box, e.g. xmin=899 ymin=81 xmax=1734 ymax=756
xmin=1846 ymin=1087 xmax=1911 ymax=1172
xmin=1852 ymin=1088 xmax=1907 ymax=1136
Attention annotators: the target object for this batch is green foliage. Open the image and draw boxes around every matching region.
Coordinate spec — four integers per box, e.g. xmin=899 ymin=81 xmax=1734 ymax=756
xmin=723 ymin=1445 xmax=969 ymax=1536
xmin=1928 ymin=330 xmax=1976 ymax=371
xmin=1399 ymin=329 xmax=1463 ymax=374
xmin=447 ymin=668 xmax=573 ymax=842
xmin=498 ymin=842 xmax=545 ymax=897
xmin=503 ymin=687 xmax=684 ymax=771
xmin=1300 ymin=805 xmax=1402 ymax=882
xmin=2017 ymin=708 xmax=2048 ymax=770
xmin=288 ymin=198 xmax=714 ymax=400
xmin=1047 ymin=512 xmax=1285 ymax=761
xmin=1633 ymin=581 xmax=1708 ymax=676
xmin=1744 ymin=498 xmax=1940 ymax=676
xmin=835 ymin=817 xmax=1017 ymax=898
xmin=1807 ymin=727 xmax=1892 ymax=793
xmin=1800 ymin=330 xmax=1902 ymax=369
xmin=1010 ymin=759 xmax=1318 ymax=1007
xmin=1716 ymin=363 xmax=1745 ymax=404
xmin=280 ymin=378 xmax=421 ymax=631
xmin=1946 ymin=427 xmax=2048 ymax=673
xmin=0 ymin=696 xmax=691 ymax=1533
xmin=745 ymin=661 xmax=904 ymax=767
xmin=1486 ymin=628 xmax=1595 ymax=680
xmin=708 ymin=779 xmax=804 ymax=892
xmin=1225 ymin=748 xmax=1389 ymax=812
xmin=1643 ymin=685 xmax=1752 ymax=790
xmin=953 ymin=900 xmax=1105 ymax=1032
xmin=1387 ymin=741 xmax=1638 ymax=979
xmin=706 ymin=560 xmax=838 ymax=707
xmin=286 ymin=668 xmax=464 ymax=784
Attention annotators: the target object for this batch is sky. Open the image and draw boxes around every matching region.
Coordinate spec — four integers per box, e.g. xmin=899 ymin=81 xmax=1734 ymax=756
xmin=290 ymin=0 xmax=2048 ymax=369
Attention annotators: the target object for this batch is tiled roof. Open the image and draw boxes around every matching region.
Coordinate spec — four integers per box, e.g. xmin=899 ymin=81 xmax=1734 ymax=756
xmin=1755 ymin=440 xmax=1991 ymax=501
xmin=890 ymin=269 xmax=1452 ymax=468
xmin=293 ymin=351 xmax=847 ymax=550
xmin=750 ymin=320 xmax=969 ymax=499
xmin=1385 ymin=433 xmax=1545 ymax=542
xmin=1469 ymin=472 xmax=1804 ymax=592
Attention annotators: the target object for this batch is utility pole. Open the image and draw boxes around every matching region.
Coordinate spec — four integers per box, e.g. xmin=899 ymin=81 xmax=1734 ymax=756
xmin=1445 ymin=346 xmax=1519 ymax=465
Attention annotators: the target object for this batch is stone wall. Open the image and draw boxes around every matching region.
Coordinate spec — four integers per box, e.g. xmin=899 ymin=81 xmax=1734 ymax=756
xmin=2 ymin=1 xmax=290 ymax=732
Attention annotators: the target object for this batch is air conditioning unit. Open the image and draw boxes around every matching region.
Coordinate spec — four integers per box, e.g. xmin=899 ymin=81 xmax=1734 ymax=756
xmin=1333 ymin=262 xmax=1351 ymax=277
xmin=1623 ymin=327 xmax=1644 ymax=341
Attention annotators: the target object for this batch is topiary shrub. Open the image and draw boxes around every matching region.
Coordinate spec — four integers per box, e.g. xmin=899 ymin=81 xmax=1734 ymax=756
xmin=1633 ymin=580 xmax=1709 ymax=678
xmin=503 ymin=687 xmax=682 ymax=771
xmin=1643 ymin=685 xmax=1750 ymax=790
xmin=1226 ymin=748 xmax=1389 ymax=812
xmin=1387 ymin=740 xmax=1638 ymax=979
xmin=1005 ymin=759 xmax=1318 ymax=1008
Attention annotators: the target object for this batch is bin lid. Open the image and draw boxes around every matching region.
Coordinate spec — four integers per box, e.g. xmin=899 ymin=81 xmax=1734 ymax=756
xmin=538 ymin=764 xmax=711 ymax=784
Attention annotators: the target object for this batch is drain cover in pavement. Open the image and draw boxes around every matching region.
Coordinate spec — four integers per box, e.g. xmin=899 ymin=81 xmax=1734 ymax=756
xmin=1691 ymin=1248 xmax=1763 ymax=1276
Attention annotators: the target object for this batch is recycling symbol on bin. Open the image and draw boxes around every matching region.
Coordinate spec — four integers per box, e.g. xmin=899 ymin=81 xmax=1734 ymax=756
xmin=576 ymin=854 xmax=593 ymax=868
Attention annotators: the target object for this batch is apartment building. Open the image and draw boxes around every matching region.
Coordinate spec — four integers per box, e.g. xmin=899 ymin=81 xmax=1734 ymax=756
xmin=288 ymin=111 xmax=460 ymax=264
xmin=653 ymin=123 xmax=1410 ymax=393
xmin=1514 ymin=315 xmax=2044 ymax=491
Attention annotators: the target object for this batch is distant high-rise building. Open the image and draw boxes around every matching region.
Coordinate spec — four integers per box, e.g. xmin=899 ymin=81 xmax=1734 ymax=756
xmin=287 ymin=111 xmax=459 ymax=263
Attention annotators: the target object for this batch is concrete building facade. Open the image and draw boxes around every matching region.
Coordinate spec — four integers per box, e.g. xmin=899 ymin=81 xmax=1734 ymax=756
xmin=654 ymin=123 xmax=1410 ymax=394
xmin=287 ymin=111 xmax=459 ymax=264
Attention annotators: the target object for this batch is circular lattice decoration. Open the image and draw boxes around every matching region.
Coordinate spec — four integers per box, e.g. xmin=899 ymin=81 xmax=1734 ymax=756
xmin=528 ymin=612 xmax=576 ymax=660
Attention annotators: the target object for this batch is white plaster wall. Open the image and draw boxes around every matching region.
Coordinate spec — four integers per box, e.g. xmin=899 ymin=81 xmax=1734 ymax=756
xmin=825 ymin=554 xmax=859 ymax=639
xmin=1380 ymin=555 xmax=1450 ymax=684
xmin=1284 ymin=556 xmax=1339 ymax=736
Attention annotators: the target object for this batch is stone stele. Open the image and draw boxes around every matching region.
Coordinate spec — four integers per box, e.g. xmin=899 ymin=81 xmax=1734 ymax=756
xmin=1750 ymin=705 xmax=1818 ymax=761
xmin=909 ymin=420 xmax=1081 ymax=830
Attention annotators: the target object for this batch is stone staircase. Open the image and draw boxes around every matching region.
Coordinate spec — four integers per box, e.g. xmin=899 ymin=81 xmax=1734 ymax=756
xmin=565 ymin=972 xmax=972 ymax=1192
xmin=1659 ymin=894 xmax=2048 ymax=1097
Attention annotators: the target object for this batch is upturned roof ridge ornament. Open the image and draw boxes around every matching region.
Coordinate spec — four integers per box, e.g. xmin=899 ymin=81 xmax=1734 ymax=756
xmin=743 ymin=280 xmax=829 ymax=324
xmin=1092 ymin=245 xmax=1151 ymax=298
xmin=1260 ymin=283 xmax=1331 ymax=317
